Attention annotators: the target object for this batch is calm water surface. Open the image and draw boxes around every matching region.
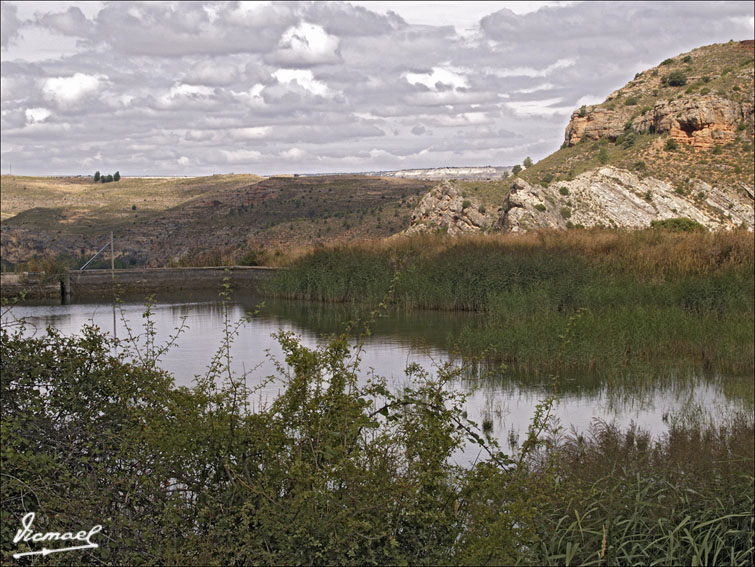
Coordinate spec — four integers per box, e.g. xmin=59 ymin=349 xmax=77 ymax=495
xmin=5 ymin=291 xmax=752 ymax=462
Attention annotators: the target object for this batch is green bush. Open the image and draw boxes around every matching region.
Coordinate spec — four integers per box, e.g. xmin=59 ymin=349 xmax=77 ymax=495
xmin=597 ymin=147 xmax=609 ymax=164
xmin=462 ymin=199 xmax=472 ymax=209
xmin=650 ymin=217 xmax=705 ymax=232
xmin=661 ymin=58 xmax=674 ymax=66
xmin=560 ymin=207 xmax=572 ymax=219
xmin=559 ymin=186 xmax=569 ymax=196
xmin=666 ymin=71 xmax=688 ymax=86
xmin=624 ymin=96 xmax=639 ymax=106
xmin=535 ymin=203 xmax=547 ymax=212
xmin=665 ymin=138 xmax=679 ymax=151
xmin=511 ymin=165 xmax=522 ymax=175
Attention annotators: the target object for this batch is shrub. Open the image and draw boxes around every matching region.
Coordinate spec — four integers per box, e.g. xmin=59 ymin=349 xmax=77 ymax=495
xmin=523 ymin=156 xmax=533 ymax=168
xmin=94 ymin=170 xmax=100 ymax=182
xmin=559 ymin=186 xmax=569 ymax=196
xmin=541 ymin=173 xmax=554 ymax=187
xmin=462 ymin=200 xmax=472 ymax=209
xmin=534 ymin=203 xmax=546 ymax=212
xmin=624 ymin=96 xmax=639 ymax=106
xmin=114 ymin=171 xmax=121 ymax=182
xmin=578 ymin=105 xmax=587 ymax=117
xmin=560 ymin=207 xmax=571 ymax=219
xmin=644 ymin=191 xmax=653 ymax=202
xmin=666 ymin=71 xmax=688 ymax=86
xmin=712 ymin=145 xmax=723 ymax=155
xmin=511 ymin=165 xmax=522 ymax=175
xmin=478 ymin=205 xmax=486 ymax=214
xmin=634 ymin=161 xmax=647 ymax=171
xmin=597 ymin=147 xmax=609 ymax=164
xmin=665 ymin=138 xmax=679 ymax=151
xmin=640 ymin=105 xmax=653 ymax=115
xmin=240 ymin=249 xmax=259 ymax=266
xmin=650 ymin=217 xmax=705 ymax=232
xmin=682 ymin=55 xmax=692 ymax=63
xmin=661 ymin=58 xmax=674 ymax=66
xmin=131 ymin=204 xmax=136 ymax=211
xmin=700 ymin=87 xmax=710 ymax=95
xmin=702 ymin=76 xmax=711 ymax=83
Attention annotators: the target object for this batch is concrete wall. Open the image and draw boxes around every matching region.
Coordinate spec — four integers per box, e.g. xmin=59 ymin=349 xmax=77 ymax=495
xmin=1 ymin=266 xmax=279 ymax=300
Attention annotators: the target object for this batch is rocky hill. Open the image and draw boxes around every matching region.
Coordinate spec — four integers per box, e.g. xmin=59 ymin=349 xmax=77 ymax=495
xmin=406 ymin=40 xmax=754 ymax=235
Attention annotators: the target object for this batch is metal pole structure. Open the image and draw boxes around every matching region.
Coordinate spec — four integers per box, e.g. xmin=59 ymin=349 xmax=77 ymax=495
xmin=111 ymin=231 xmax=114 ymax=278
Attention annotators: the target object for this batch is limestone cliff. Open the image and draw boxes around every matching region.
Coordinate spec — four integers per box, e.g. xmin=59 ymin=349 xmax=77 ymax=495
xmin=500 ymin=167 xmax=753 ymax=233
xmin=405 ymin=181 xmax=498 ymax=235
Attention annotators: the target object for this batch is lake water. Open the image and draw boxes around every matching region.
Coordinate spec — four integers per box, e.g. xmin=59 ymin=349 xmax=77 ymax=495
xmin=4 ymin=291 xmax=752 ymax=464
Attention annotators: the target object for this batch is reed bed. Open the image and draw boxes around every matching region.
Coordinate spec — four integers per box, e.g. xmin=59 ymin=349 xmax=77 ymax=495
xmin=528 ymin=415 xmax=754 ymax=566
xmin=268 ymin=229 xmax=755 ymax=374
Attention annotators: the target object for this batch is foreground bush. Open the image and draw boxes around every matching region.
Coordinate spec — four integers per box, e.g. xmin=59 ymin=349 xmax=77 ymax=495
xmin=2 ymin=306 xmax=753 ymax=564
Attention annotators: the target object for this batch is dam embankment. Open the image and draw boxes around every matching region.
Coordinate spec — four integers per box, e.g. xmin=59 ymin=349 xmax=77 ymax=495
xmin=0 ymin=266 xmax=278 ymax=300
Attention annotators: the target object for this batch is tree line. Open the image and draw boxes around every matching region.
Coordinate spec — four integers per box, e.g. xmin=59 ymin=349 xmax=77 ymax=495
xmin=94 ymin=170 xmax=120 ymax=183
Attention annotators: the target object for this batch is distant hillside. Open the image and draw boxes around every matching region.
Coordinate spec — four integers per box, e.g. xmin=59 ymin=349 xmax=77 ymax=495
xmin=1 ymin=174 xmax=433 ymax=269
xmin=406 ymin=41 xmax=754 ymax=236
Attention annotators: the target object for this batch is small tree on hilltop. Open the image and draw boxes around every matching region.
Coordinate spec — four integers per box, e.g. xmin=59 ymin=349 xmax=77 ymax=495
xmin=523 ymin=156 xmax=533 ymax=168
xmin=512 ymin=165 xmax=522 ymax=175
xmin=114 ymin=171 xmax=121 ymax=181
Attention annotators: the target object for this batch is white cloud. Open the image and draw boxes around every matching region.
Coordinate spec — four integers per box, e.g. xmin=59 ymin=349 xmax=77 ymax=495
xmin=42 ymin=73 xmax=104 ymax=108
xmin=273 ymin=69 xmax=330 ymax=96
xmin=229 ymin=127 xmax=272 ymax=140
xmin=177 ymin=156 xmax=190 ymax=166
xmin=505 ymin=97 xmax=572 ymax=116
xmin=491 ymin=58 xmax=575 ymax=78
xmin=25 ymin=107 xmax=51 ymax=123
xmin=514 ymin=82 xmax=556 ymax=94
xmin=272 ymin=21 xmax=340 ymax=66
xmin=221 ymin=149 xmax=263 ymax=163
xmin=404 ymin=67 xmax=469 ymax=90
xmin=280 ymin=147 xmax=306 ymax=159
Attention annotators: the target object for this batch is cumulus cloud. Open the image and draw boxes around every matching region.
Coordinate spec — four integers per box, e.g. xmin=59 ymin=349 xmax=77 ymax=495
xmin=267 ymin=21 xmax=341 ymax=67
xmin=42 ymin=72 xmax=104 ymax=109
xmin=272 ymin=69 xmax=331 ymax=97
xmin=25 ymin=106 xmax=51 ymax=123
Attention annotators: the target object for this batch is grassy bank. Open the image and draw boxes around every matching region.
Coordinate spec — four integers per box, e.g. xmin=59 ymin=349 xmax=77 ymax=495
xmin=269 ymin=229 xmax=755 ymax=373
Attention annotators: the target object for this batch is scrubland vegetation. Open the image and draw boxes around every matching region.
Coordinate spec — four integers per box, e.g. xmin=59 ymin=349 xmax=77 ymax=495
xmin=2 ymin=287 xmax=752 ymax=564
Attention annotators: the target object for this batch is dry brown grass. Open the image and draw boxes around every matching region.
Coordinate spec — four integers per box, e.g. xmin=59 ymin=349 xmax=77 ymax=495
xmin=271 ymin=228 xmax=754 ymax=278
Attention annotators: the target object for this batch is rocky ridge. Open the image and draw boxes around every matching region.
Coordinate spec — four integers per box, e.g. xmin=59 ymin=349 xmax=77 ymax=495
xmin=500 ymin=166 xmax=753 ymax=232
xmin=404 ymin=181 xmax=498 ymax=235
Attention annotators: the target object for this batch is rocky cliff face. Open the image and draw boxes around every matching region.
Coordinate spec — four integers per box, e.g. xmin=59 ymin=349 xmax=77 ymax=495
xmin=500 ymin=167 xmax=753 ymax=233
xmin=405 ymin=181 xmax=499 ymax=235
xmin=567 ymin=96 xmax=753 ymax=150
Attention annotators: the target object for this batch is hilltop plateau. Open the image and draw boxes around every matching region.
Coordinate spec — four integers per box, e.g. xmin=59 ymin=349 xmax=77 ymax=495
xmin=0 ymin=175 xmax=432 ymax=269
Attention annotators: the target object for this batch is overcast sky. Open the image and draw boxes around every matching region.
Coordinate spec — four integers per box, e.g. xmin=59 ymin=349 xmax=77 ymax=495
xmin=1 ymin=1 xmax=753 ymax=176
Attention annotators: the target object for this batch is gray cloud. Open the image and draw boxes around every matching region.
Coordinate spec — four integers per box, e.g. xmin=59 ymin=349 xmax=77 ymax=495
xmin=1 ymin=1 xmax=23 ymax=48
xmin=1 ymin=1 xmax=753 ymax=176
